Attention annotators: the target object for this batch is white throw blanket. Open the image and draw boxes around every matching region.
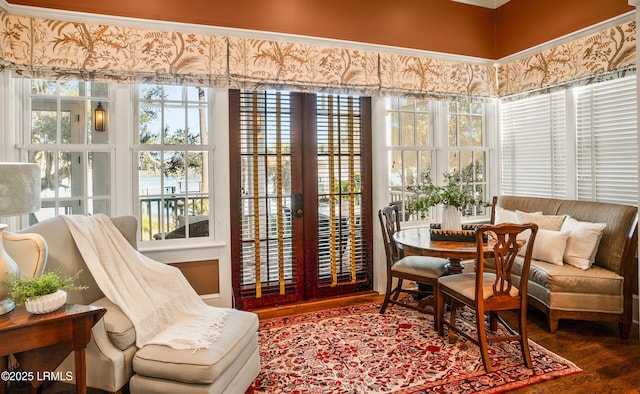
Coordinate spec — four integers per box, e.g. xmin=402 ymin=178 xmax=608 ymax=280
xmin=62 ymin=214 xmax=228 ymax=351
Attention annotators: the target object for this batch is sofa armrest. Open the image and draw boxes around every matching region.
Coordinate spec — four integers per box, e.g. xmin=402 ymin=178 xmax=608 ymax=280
xmin=56 ymin=317 xmax=136 ymax=392
xmin=91 ymin=297 xmax=136 ymax=350
xmin=88 ymin=317 xmax=131 ymax=360
xmin=57 ymin=298 xmax=137 ymax=391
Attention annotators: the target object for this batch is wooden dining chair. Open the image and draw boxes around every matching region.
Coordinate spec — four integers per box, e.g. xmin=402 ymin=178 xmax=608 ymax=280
xmin=436 ymin=222 xmax=538 ymax=373
xmin=378 ymin=205 xmax=448 ymax=327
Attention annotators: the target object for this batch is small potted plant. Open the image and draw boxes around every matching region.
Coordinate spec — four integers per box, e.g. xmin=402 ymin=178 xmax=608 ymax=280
xmin=7 ymin=269 xmax=87 ymax=314
xmin=410 ymin=172 xmax=481 ymax=229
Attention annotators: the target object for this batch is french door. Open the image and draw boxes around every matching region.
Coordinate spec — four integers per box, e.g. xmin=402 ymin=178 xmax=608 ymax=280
xmin=229 ymin=90 xmax=372 ymax=309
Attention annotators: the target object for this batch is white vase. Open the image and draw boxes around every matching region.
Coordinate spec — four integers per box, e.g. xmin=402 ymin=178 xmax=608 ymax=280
xmin=0 ymin=224 xmax=19 ymax=315
xmin=25 ymin=289 xmax=67 ymax=314
xmin=441 ymin=205 xmax=462 ymax=230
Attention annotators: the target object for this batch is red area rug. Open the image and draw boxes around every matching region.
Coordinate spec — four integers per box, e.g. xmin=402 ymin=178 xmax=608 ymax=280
xmin=249 ymin=302 xmax=581 ymax=393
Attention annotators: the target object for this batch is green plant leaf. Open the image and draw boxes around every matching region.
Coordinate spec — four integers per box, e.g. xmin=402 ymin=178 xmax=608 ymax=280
xmin=409 ymin=172 xmax=482 ymax=215
xmin=4 ymin=268 xmax=87 ymax=305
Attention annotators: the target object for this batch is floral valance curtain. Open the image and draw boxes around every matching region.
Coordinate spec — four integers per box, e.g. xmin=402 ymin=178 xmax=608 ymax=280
xmin=498 ymin=20 xmax=636 ymax=99
xmin=0 ymin=8 xmax=635 ymax=99
xmin=379 ymin=53 xmax=497 ymax=100
xmin=0 ymin=10 xmax=228 ymax=86
xmin=0 ymin=8 xmax=494 ymax=99
xmin=228 ymin=38 xmax=380 ymax=95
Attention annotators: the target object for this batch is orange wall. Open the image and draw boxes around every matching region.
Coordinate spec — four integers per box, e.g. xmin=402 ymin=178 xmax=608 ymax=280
xmin=496 ymin=0 xmax=634 ymax=59
xmin=6 ymin=0 xmax=635 ymax=60
xmin=3 ymin=0 xmax=495 ymax=58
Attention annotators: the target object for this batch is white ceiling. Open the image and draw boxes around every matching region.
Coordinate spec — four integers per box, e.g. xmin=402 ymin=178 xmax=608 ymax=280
xmin=452 ymin=0 xmax=511 ymax=9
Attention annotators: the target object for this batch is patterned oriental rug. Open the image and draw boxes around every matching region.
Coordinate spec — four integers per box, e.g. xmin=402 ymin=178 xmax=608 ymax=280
xmin=248 ymin=302 xmax=581 ymax=393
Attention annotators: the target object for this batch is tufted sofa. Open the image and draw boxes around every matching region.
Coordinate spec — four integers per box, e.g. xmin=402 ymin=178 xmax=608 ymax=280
xmin=490 ymin=196 xmax=638 ymax=338
xmin=20 ymin=215 xmax=260 ymax=394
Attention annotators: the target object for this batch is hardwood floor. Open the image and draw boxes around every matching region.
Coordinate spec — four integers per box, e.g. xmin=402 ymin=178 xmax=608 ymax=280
xmin=503 ymin=308 xmax=640 ymax=394
xmin=251 ymin=292 xmax=640 ymax=393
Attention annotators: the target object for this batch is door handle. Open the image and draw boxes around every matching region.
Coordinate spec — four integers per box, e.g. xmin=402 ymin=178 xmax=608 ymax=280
xmin=294 ymin=193 xmax=304 ymax=218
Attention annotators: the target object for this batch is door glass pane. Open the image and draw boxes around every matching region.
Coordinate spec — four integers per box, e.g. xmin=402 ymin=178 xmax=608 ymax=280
xmin=58 ymin=152 xmax=78 ymax=199
xmin=316 ymin=94 xmax=366 ymax=286
xmin=238 ymin=91 xmax=294 ymax=297
xmin=31 ymin=108 xmax=57 ymax=144
xmin=60 ymin=110 xmax=72 ymax=144
xmin=61 ymin=99 xmax=84 ymax=144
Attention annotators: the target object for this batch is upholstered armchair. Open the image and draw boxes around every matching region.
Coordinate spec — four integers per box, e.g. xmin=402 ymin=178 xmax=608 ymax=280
xmin=19 ymin=215 xmax=260 ymax=394
xmin=20 ymin=215 xmax=138 ymax=393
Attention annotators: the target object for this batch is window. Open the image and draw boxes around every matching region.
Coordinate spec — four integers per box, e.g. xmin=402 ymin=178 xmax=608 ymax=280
xmin=385 ymin=98 xmax=489 ymax=221
xmin=447 ymin=101 xmax=489 ymax=216
xmin=500 ymin=76 xmax=637 ymax=206
xmin=135 ymin=85 xmax=213 ymax=242
xmin=22 ymin=79 xmax=113 ymax=221
xmin=385 ymin=98 xmax=433 ymax=221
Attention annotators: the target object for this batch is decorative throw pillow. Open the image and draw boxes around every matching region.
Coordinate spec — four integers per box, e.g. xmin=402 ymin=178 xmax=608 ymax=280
xmin=494 ymin=206 xmax=541 ymax=224
xmin=516 ymin=210 xmax=566 ymax=231
xmin=561 ymin=216 xmax=607 ymax=270
xmin=519 ymin=229 xmax=571 ymax=265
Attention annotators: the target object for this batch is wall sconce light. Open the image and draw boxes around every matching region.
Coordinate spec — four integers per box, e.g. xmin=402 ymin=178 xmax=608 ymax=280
xmin=95 ymin=102 xmax=106 ymax=131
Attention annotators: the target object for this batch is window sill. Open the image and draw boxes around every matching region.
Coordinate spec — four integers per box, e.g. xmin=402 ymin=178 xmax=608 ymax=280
xmin=139 ymin=239 xmax=227 ymax=253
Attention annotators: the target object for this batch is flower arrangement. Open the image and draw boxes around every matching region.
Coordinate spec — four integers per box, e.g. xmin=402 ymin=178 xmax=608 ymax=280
xmin=6 ymin=269 xmax=87 ymax=306
xmin=410 ymin=172 xmax=480 ymax=214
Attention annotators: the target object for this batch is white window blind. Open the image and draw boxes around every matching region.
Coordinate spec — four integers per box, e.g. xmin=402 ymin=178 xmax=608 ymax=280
xmin=500 ymin=92 xmax=566 ymax=198
xmin=575 ymin=76 xmax=638 ymax=206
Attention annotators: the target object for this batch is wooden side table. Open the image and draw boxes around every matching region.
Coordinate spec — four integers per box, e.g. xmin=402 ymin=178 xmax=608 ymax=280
xmin=0 ymin=304 xmax=106 ymax=394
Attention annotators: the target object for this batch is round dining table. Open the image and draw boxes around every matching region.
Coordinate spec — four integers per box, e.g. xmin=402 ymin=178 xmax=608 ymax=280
xmin=393 ymin=226 xmax=491 ymax=275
